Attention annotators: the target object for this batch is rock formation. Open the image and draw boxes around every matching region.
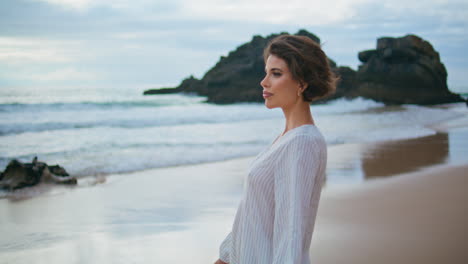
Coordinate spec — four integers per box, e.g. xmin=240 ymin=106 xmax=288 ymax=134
xmin=144 ymin=31 xmax=465 ymax=105
xmin=355 ymin=35 xmax=465 ymax=105
xmin=144 ymin=29 xmax=355 ymax=104
xmin=0 ymin=157 xmax=77 ymax=190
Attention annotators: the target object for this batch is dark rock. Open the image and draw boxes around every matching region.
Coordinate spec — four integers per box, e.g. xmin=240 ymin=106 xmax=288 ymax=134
xmin=0 ymin=159 xmax=40 ymax=190
xmin=143 ymin=29 xmax=353 ymax=104
xmin=144 ymin=32 xmax=465 ymax=106
xmin=0 ymin=157 xmax=77 ymax=190
xmin=143 ymin=87 xmax=182 ymax=95
xmin=358 ymin=50 xmax=377 ymax=63
xmin=333 ymin=66 xmax=358 ymax=99
xmin=356 ymin=35 xmax=466 ymax=105
xmin=48 ymin=165 xmax=69 ymax=176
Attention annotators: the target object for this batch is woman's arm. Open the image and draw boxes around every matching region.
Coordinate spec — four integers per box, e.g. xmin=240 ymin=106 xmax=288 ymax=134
xmin=218 ymin=231 xmax=232 ymax=263
xmin=272 ymin=135 xmax=325 ymax=264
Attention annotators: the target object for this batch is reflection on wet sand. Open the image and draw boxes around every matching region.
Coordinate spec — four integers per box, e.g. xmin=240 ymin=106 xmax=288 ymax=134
xmin=361 ymin=133 xmax=449 ymax=179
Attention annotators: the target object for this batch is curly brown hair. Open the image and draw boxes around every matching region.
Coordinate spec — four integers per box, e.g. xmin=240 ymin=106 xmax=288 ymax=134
xmin=263 ymin=34 xmax=337 ymax=102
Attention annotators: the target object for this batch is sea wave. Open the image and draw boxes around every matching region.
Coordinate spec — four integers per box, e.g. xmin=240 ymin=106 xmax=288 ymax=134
xmin=1 ymin=96 xmax=466 ymax=178
xmin=0 ymin=97 xmax=385 ymax=136
xmin=0 ymin=97 xmax=206 ymax=112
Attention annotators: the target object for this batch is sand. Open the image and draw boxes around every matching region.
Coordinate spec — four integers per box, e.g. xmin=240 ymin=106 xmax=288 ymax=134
xmin=1 ymin=130 xmax=467 ymax=263
xmin=311 ymin=163 xmax=468 ymax=264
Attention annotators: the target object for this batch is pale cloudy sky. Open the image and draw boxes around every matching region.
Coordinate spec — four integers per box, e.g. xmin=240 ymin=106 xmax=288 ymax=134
xmin=1 ymin=0 xmax=467 ymax=93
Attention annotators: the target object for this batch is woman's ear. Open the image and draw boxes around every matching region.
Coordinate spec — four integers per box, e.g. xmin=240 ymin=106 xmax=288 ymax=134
xmin=299 ymin=81 xmax=308 ymax=93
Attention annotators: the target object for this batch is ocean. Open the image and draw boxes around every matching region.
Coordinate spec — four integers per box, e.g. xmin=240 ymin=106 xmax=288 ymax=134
xmin=0 ymin=86 xmax=467 ymax=180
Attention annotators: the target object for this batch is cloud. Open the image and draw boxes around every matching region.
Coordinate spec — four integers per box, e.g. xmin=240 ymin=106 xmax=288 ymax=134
xmin=3 ymin=0 xmax=467 ymax=89
xmin=177 ymin=0 xmax=372 ymax=25
xmin=31 ymin=0 xmax=95 ymax=11
xmin=31 ymin=0 xmax=173 ymax=12
xmin=0 ymin=67 xmax=99 ymax=83
xmin=30 ymin=0 xmax=468 ymax=27
xmin=0 ymin=37 xmax=85 ymax=64
xmin=30 ymin=68 xmax=99 ymax=81
xmin=30 ymin=0 xmax=373 ymax=25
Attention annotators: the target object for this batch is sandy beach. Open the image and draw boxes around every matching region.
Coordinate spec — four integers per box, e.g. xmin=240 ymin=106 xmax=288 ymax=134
xmin=311 ymin=123 xmax=468 ymax=264
xmin=312 ymin=163 xmax=468 ymax=264
xmin=1 ymin=126 xmax=467 ymax=263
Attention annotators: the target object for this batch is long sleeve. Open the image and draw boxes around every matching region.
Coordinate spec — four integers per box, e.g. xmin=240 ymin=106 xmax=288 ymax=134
xmin=219 ymin=231 xmax=232 ymax=263
xmin=272 ymin=134 xmax=325 ymax=264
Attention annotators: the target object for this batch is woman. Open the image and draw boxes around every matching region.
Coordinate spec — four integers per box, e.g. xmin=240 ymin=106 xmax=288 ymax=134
xmin=214 ymin=34 xmax=337 ymax=264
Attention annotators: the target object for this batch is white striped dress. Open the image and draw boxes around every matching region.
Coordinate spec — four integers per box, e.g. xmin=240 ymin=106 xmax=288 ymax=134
xmin=219 ymin=124 xmax=327 ymax=264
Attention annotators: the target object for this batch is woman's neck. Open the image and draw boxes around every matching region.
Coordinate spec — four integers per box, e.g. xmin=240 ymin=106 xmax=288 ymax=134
xmin=281 ymin=101 xmax=314 ymax=135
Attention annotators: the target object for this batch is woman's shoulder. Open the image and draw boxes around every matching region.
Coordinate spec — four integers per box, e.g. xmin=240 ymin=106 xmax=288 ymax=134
xmin=273 ymin=126 xmax=327 ymax=170
xmin=269 ymin=126 xmax=327 ymax=159
xmin=284 ymin=125 xmax=326 ymax=146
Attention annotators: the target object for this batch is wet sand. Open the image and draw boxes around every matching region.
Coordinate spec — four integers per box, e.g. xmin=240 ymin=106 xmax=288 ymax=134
xmin=1 ymin=127 xmax=467 ymax=263
xmin=312 ymin=125 xmax=468 ymax=263
xmin=311 ymin=163 xmax=468 ymax=264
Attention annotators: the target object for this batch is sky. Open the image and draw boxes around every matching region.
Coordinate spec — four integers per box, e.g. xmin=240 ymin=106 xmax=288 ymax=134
xmin=1 ymin=0 xmax=467 ymax=93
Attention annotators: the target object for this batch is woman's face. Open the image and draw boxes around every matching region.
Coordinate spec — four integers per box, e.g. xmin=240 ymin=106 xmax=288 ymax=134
xmin=260 ymin=54 xmax=303 ymax=110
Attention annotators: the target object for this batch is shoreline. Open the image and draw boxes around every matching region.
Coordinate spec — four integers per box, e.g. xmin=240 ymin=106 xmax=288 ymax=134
xmin=2 ymin=123 xmax=467 ymax=200
xmin=1 ymin=100 xmax=465 ymax=184
xmin=1 ymin=151 xmax=466 ymax=263
xmin=311 ymin=162 xmax=468 ymax=264
xmin=100 ymin=107 xmax=468 ymax=182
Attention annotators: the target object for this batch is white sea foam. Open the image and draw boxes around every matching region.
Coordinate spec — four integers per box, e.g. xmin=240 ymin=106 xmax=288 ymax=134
xmin=313 ymin=97 xmax=385 ymax=114
xmin=0 ymin=91 xmax=465 ymax=178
